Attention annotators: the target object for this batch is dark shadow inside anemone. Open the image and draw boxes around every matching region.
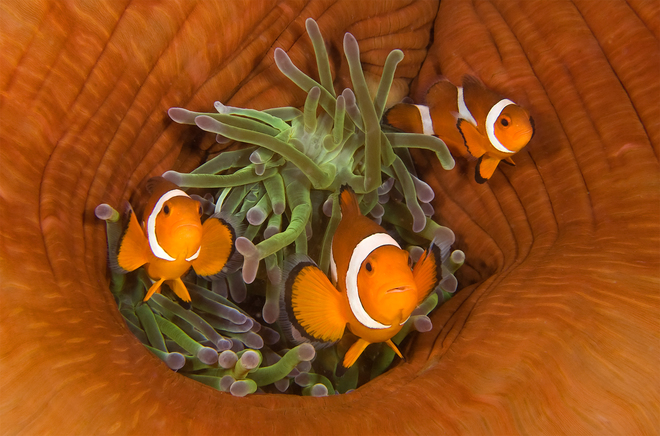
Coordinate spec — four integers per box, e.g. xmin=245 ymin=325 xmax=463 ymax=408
xmin=1 ymin=1 xmax=658 ymax=434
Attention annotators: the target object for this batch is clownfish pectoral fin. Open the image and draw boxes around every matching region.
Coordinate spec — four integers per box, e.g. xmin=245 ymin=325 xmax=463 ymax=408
xmin=343 ymin=338 xmax=371 ymax=368
xmin=143 ymin=277 xmax=165 ymax=302
xmin=385 ymin=339 xmax=404 ymax=360
xmin=456 ymin=118 xmax=486 ymax=159
xmin=382 ymin=103 xmax=424 ymax=134
xmin=475 ymin=155 xmax=502 ymax=184
xmin=168 ymin=277 xmax=191 ymax=302
xmin=412 ymin=243 xmax=443 ymax=305
xmin=280 ymin=254 xmax=346 ymax=346
xmin=503 ymin=157 xmax=516 ymax=166
xmin=191 ymin=214 xmax=239 ymax=279
xmin=117 ymin=205 xmax=150 ymax=273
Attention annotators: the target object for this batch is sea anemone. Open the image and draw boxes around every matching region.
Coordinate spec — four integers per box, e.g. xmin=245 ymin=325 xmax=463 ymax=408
xmin=96 ymin=18 xmax=464 ymax=396
xmin=2 ymin=1 xmax=657 ymax=433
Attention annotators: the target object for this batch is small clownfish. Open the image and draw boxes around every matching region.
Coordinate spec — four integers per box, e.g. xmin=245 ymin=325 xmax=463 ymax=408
xmin=116 ymin=176 xmax=238 ymax=302
xmin=384 ymin=75 xmax=535 ymax=183
xmin=280 ymin=186 xmax=442 ymax=368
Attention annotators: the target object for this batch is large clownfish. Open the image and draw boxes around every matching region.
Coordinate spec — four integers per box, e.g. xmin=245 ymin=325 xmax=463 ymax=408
xmin=384 ymin=75 xmax=535 ymax=183
xmin=116 ymin=177 xmax=238 ymax=302
xmin=280 ymin=186 xmax=442 ymax=368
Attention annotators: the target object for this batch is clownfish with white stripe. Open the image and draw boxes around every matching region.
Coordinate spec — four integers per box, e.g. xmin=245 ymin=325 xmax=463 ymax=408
xmin=280 ymin=186 xmax=442 ymax=368
xmin=116 ymin=176 xmax=238 ymax=302
xmin=384 ymin=75 xmax=535 ymax=183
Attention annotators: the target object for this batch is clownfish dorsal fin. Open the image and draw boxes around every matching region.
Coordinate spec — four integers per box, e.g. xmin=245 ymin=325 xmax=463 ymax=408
xmin=191 ymin=213 xmax=240 ymax=279
xmin=412 ymin=243 xmax=443 ymax=305
xmin=339 ymin=185 xmax=361 ymax=217
xmin=456 ymin=118 xmax=487 ymax=158
xmin=280 ymin=254 xmax=346 ymax=345
xmin=382 ymin=103 xmax=425 ymax=134
xmin=461 ymin=75 xmax=502 ymax=127
xmin=475 ymin=155 xmax=502 ymax=184
xmin=117 ymin=204 xmax=151 ymax=272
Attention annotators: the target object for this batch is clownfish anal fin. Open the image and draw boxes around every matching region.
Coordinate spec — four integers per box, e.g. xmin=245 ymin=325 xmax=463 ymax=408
xmin=456 ymin=118 xmax=486 ymax=158
xmin=191 ymin=215 xmax=237 ymax=278
xmin=343 ymin=338 xmax=370 ymax=368
xmin=502 ymin=157 xmax=516 ymax=166
xmin=281 ymin=254 xmax=346 ymax=345
xmin=117 ymin=205 xmax=150 ymax=272
xmin=412 ymin=243 xmax=443 ymax=305
xmin=475 ymin=155 xmax=501 ymax=184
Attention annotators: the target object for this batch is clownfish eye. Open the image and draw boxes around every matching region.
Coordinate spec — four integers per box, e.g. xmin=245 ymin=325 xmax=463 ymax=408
xmin=163 ymin=204 xmax=170 ymax=215
xmin=365 ymin=262 xmax=373 ymax=272
xmin=500 ymin=117 xmax=510 ymax=127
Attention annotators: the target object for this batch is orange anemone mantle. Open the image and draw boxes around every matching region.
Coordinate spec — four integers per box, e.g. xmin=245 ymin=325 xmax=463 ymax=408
xmin=1 ymin=1 xmax=658 ymax=434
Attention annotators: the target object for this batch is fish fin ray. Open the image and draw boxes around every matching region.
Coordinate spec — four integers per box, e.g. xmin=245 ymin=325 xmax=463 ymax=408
xmin=456 ymin=119 xmax=486 ymax=158
xmin=192 ymin=214 xmax=239 ymax=278
xmin=475 ymin=155 xmax=501 ymax=183
xmin=280 ymin=254 xmax=345 ymax=345
xmin=413 ymin=243 xmax=443 ymax=305
xmin=117 ymin=205 xmax=150 ymax=272
xmin=343 ymin=338 xmax=370 ymax=368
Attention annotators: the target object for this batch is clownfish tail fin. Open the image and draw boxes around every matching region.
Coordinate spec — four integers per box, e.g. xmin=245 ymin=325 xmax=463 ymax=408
xmin=338 ymin=185 xmax=360 ymax=217
xmin=382 ymin=103 xmax=424 ymax=134
xmin=412 ymin=242 xmax=443 ymax=305
xmin=280 ymin=254 xmax=346 ymax=347
xmin=192 ymin=212 xmax=242 ymax=279
xmin=116 ymin=203 xmax=150 ymax=273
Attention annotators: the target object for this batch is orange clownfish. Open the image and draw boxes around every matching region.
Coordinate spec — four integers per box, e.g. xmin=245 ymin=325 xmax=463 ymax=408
xmin=280 ymin=186 xmax=442 ymax=368
xmin=384 ymin=75 xmax=535 ymax=183
xmin=116 ymin=177 xmax=238 ymax=302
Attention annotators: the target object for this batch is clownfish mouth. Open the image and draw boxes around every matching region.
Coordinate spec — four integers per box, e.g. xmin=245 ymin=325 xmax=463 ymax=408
xmin=386 ymin=286 xmax=413 ymax=294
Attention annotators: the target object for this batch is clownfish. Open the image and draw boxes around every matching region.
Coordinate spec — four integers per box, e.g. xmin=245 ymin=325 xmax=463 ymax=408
xmin=280 ymin=186 xmax=442 ymax=368
xmin=116 ymin=176 xmax=238 ymax=302
xmin=384 ymin=75 xmax=535 ymax=183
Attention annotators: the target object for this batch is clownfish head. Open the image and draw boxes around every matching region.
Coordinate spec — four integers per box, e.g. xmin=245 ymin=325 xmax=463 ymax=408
xmin=148 ymin=192 xmax=204 ymax=261
xmin=492 ymin=104 xmax=535 ymax=154
xmin=356 ymin=245 xmax=418 ymax=326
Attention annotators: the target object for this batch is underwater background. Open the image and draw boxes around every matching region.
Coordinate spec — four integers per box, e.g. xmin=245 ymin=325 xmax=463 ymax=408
xmin=1 ymin=0 xmax=658 ymax=434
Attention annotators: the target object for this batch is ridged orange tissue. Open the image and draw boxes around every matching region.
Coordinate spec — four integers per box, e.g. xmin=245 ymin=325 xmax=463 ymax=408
xmin=1 ymin=0 xmax=657 ymax=434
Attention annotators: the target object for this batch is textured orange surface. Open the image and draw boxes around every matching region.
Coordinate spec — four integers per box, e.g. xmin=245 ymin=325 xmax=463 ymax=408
xmin=1 ymin=0 xmax=658 ymax=434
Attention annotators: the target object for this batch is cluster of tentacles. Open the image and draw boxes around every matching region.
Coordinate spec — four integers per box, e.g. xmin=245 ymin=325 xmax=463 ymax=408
xmin=98 ymin=18 xmax=464 ymax=396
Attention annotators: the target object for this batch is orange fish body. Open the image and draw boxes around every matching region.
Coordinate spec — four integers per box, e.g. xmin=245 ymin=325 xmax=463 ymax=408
xmin=282 ymin=186 xmax=442 ymax=368
xmin=384 ymin=75 xmax=535 ymax=183
xmin=117 ymin=177 xmax=237 ymax=302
